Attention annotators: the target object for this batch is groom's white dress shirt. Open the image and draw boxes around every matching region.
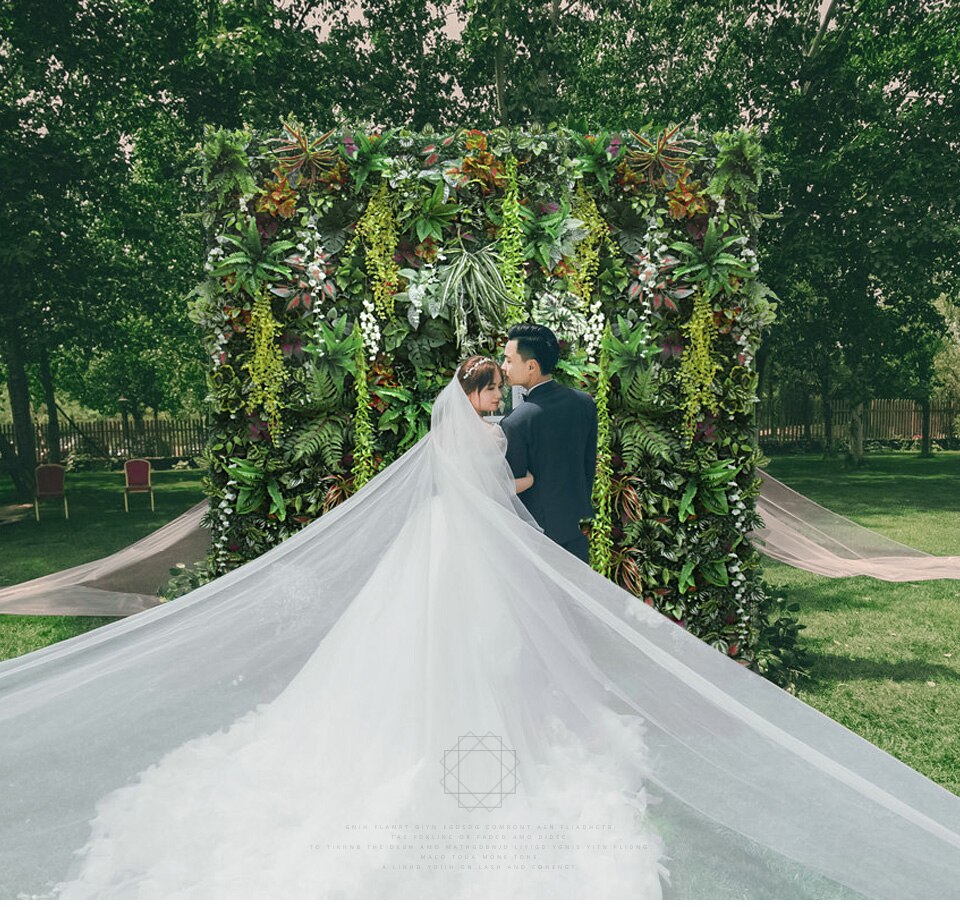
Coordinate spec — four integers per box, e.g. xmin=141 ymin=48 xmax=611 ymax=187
xmin=514 ymin=377 xmax=554 ymax=406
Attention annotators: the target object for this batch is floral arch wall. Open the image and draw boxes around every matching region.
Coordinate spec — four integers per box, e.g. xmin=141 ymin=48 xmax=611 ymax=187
xmin=186 ymin=122 xmax=790 ymax=678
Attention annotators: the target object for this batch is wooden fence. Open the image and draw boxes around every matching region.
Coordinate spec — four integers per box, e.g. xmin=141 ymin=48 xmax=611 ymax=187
xmin=6 ymin=400 xmax=958 ymax=459
xmin=0 ymin=418 xmax=210 ymax=461
xmin=757 ymin=396 xmax=960 ymax=444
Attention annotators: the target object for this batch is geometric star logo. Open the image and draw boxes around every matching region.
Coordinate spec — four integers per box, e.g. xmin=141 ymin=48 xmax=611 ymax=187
xmin=440 ymin=732 xmax=519 ymax=811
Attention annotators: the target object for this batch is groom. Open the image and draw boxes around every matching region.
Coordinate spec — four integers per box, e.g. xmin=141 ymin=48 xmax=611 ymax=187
xmin=500 ymin=324 xmax=598 ymax=563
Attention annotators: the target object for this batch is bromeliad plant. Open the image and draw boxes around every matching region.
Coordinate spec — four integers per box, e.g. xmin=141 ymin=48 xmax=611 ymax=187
xmin=223 ymin=456 xmax=287 ymax=522
xmin=624 ymin=124 xmax=698 ymax=189
xmin=573 ymin=131 xmax=626 ymax=194
xmin=403 ymin=181 xmax=462 ymax=243
xmin=522 ymin=198 xmax=589 ymax=273
xmin=270 ymin=122 xmax=338 ymax=187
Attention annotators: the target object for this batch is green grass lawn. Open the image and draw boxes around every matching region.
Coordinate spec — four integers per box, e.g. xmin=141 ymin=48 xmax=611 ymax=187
xmin=762 ymin=451 xmax=960 ymax=797
xmin=0 ymin=468 xmax=204 ymax=659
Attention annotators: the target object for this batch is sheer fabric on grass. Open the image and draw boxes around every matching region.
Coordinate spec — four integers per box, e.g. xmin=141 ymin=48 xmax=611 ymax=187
xmin=1 ymin=371 xmax=959 ymax=898
xmin=0 ymin=500 xmax=210 ymax=616
xmin=754 ymin=469 xmax=960 ymax=580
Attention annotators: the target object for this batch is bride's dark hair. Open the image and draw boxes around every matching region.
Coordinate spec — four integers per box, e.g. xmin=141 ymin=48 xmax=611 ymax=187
xmin=457 ymin=355 xmax=502 ymax=396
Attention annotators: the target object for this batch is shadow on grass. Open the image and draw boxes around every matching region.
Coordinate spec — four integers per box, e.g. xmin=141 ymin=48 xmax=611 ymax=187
xmin=799 ymin=647 xmax=960 ymax=688
xmin=763 ymin=452 xmax=960 ymax=523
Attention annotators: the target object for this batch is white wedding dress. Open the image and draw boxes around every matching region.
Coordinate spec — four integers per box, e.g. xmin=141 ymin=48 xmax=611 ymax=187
xmin=2 ymin=370 xmax=960 ymax=899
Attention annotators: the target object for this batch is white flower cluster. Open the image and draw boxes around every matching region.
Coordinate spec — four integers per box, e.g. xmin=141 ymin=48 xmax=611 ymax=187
xmin=636 ymin=218 xmax=673 ymax=322
xmin=211 ymin=332 xmax=229 ymax=367
xmin=400 ymin=258 xmax=443 ymax=329
xmin=198 ymin=239 xmax=236 ymax=367
xmin=294 ymin=225 xmax=333 ymax=302
xmin=584 ymin=299 xmax=606 ymax=362
xmin=359 ymin=298 xmax=381 ymax=361
xmin=729 ymin=485 xmax=747 ymax=533
xmin=725 ymin=480 xmax=751 ymax=606
xmin=734 ymin=325 xmax=754 ymax=370
xmin=203 ymin=241 xmax=224 ymax=274
xmin=212 ymin=478 xmax=239 ymax=564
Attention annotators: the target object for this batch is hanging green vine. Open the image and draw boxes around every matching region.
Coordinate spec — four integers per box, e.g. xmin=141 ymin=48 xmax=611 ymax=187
xmin=355 ymin=182 xmax=401 ymax=320
xmin=497 ymin=153 xmax=527 ymax=325
xmin=570 ymin=184 xmax=606 ymax=305
xmin=351 ymin=321 xmax=376 ymax=490
xmin=244 ymin=291 xmax=287 ymax=438
xmin=677 ymin=287 xmax=720 ymax=446
xmin=589 ymin=322 xmax=614 ymax=577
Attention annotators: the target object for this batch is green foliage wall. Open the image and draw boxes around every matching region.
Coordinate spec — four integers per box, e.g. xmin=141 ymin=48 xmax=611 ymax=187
xmin=189 ymin=121 xmax=789 ymax=674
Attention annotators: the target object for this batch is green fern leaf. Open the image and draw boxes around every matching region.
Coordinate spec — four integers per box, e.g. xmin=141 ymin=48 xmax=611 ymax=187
xmin=621 ymin=366 xmax=656 ymax=413
xmin=617 ymin=416 xmax=678 ymax=469
xmin=317 ymin=421 xmax=345 ymax=471
xmin=290 ymin=416 xmax=345 ymax=468
xmin=306 ymin=365 xmax=340 ymax=412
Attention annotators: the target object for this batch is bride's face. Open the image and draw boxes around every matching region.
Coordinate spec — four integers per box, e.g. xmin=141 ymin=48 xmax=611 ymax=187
xmin=469 ymin=374 xmax=504 ymax=414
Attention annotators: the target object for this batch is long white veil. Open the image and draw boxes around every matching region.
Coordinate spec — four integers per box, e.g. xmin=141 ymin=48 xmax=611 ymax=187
xmin=1 ymin=371 xmax=959 ymax=898
xmin=753 ymin=469 xmax=960 ymax=580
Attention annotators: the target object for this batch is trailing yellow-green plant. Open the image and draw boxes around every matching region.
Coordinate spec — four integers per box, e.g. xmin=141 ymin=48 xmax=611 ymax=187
xmin=570 ymin=184 xmax=606 ymax=305
xmin=355 ymin=183 xmax=400 ymax=320
xmin=497 ymin=153 xmax=527 ymax=325
xmin=677 ymin=287 xmax=720 ymax=446
xmin=244 ymin=291 xmax=287 ymax=438
xmin=351 ymin=321 xmax=376 ymax=490
xmin=589 ymin=322 xmax=614 ymax=577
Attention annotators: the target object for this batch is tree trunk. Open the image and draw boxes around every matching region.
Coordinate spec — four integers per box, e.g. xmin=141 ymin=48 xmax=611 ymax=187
xmin=0 ymin=428 xmax=32 ymax=499
xmin=801 ymin=390 xmax=812 ymax=444
xmin=847 ymin=400 xmax=866 ymax=467
xmin=4 ymin=332 xmax=37 ymax=486
xmin=920 ymin=396 xmax=932 ymax=458
xmin=819 ymin=361 xmax=834 ymax=454
xmin=493 ymin=0 xmax=507 ymax=123
xmin=132 ymin=404 xmax=146 ymax=440
xmin=494 ymin=45 xmax=506 ymax=124
xmin=38 ymin=351 xmax=62 ymax=464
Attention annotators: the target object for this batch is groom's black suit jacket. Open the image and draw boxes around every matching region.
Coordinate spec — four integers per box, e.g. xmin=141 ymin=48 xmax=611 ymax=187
xmin=500 ymin=379 xmax=598 ymax=546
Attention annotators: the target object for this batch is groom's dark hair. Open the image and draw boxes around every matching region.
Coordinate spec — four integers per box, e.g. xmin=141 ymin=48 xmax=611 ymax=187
xmin=507 ymin=324 xmax=560 ymax=375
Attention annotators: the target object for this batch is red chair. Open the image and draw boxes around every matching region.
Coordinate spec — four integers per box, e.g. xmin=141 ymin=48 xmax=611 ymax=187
xmin=34 ymin=464 xmax=68 ymax=521
xmin=123 ymin=459 xmax=155 ymax=512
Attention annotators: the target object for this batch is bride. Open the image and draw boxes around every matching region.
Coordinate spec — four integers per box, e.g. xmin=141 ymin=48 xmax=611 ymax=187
xmin=1 ymin=358 xmax=959 ymax=899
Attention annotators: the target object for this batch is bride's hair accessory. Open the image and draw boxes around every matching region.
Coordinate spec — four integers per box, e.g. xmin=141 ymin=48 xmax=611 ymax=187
xmin=462 ymin=357 xmax=495 ymax=380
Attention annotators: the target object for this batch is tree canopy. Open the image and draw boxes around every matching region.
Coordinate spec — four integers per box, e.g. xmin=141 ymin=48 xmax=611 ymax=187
xmin=2 ymin=0 xmax=957 ymax=493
